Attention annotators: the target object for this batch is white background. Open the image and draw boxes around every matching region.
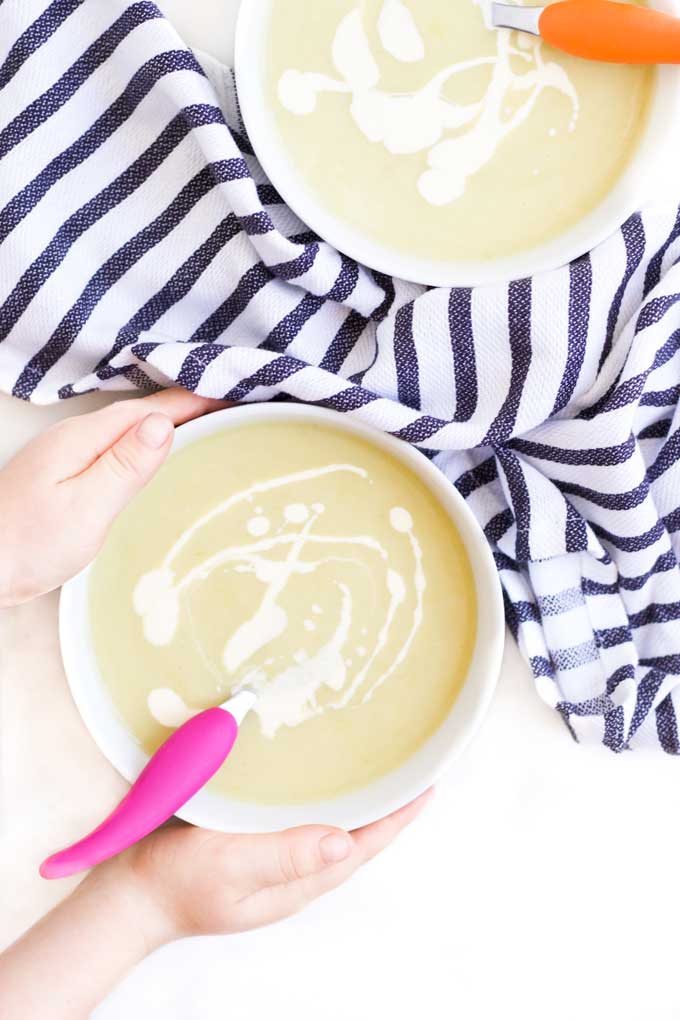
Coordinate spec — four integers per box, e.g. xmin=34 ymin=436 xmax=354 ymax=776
xmin=1 ymin=3 xmax=680 ymax=1018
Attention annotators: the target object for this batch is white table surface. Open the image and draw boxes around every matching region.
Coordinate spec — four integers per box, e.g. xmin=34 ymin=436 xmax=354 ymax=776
xmin=2 ymin=4 xmax=680 ymax=1018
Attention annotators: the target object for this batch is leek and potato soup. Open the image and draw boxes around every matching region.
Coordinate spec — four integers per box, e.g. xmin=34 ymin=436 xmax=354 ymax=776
xmin=269 ymin=0 xmax=654 ymax=261
xmin=89 ymin=423 xmax=477 ymax=803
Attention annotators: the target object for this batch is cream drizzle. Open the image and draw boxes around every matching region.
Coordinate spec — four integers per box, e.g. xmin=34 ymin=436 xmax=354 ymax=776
xmin=277 ymin=0 xmax=579 ymax=206
xmin=136 ymin=463 xmax=426 ymax=739
xmin=234 ymin=583 xmax=355 ymax=738
xmin=147 ymin=688 xmax=196 ymax=729
xmin=161 ymin=464 xmax=367 ymax=567
xmin=378 ymin=0 xmax=425 ymax=63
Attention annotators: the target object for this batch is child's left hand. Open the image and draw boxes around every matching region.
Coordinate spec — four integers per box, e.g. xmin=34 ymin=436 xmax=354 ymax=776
xmin=0 ymin=389 xmax=226 ymax=607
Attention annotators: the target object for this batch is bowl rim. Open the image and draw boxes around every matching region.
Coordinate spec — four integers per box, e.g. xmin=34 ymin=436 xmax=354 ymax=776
xmin=234 ymin=0 xmax=680 ymax=288
xmin=59 ymin=404 xmax=505 ymax=832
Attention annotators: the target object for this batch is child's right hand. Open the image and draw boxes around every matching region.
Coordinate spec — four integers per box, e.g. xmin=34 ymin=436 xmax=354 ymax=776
xmin=123 ymin=791 xmax=432 ymax=940
xmin=1 ymin=795 xmax=432 ymax=1020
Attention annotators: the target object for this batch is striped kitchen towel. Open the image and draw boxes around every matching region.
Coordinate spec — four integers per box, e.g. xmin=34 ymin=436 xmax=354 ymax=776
xmin=1 ymin=0 xmax=680 ymax=752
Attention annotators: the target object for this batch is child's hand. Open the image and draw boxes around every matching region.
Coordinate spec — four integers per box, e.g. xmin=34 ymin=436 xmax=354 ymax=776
xmin=0 ymin=796 xmax=432 ymax=1020
xmin=125 ymin=793 xmax=433 ymax=939
xmin=0 ymin=390 xmax=226 ymax=607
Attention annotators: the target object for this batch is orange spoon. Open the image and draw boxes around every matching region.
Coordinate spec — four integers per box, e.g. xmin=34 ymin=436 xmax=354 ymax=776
xmin=492 ymin=0 xmax=680 ymax=62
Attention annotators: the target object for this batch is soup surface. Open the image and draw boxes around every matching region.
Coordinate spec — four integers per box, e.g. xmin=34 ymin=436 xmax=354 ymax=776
xmin=268 ymin=0 xmax=654 ymax=261
xmin=89 ymin=421 xmax=477 ymax=803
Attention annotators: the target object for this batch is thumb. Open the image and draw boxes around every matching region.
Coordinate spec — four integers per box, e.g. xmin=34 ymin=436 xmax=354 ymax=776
xmin=76 ymin=412 xmax=174 ymax=524
xmin=239 ymin=826 xmax=355 ymax=892
xmin=226 ymin=827 xmax=358 ymax=931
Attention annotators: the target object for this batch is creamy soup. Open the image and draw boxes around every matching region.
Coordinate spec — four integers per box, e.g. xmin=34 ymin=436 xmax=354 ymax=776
xmin=89 ymin=422 xmax=477 ymax=803
xmin=268 ymin=0 xmax=654 ymax=261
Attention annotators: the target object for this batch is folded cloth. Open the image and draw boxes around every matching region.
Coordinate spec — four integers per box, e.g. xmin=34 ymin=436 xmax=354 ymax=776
xmin=1 ymin=0 xmax=680 ymax=752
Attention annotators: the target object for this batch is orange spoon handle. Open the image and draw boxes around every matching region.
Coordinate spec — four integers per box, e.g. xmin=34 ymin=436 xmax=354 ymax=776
xmin=539 ymin=0 xmax=680 ymax=63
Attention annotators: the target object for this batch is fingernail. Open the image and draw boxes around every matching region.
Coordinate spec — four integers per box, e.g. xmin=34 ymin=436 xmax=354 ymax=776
xmin=319 ymin=833 xmax=352 ymax=865
xmin=136 ymin=413 xmax=173 ymax=450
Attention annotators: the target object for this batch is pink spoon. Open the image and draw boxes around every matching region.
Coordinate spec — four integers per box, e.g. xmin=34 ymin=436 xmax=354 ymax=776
xmin=40 ymin=690 xmax=257 ymax=880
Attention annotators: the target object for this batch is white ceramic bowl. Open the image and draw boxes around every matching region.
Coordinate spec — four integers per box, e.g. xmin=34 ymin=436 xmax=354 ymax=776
xmin=60 ymin=404 xmax=504 ymax=833
xmin=235 ymin=0 xmax=680 ymax=288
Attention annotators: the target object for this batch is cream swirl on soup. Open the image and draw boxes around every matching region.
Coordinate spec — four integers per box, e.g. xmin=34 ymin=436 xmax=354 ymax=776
xmin=133 ymin=465 xmax=426 ymax=738
xmin=277 ymin=0 xmax=578 ymax=206
xmin=267 ymin=0 xmax=653 ymax=263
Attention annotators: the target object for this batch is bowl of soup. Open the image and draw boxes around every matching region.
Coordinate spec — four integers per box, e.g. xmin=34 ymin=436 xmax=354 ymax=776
xmin=59 ymin=404 xmax=504 ymax=832
xmin=235 ymin=0 xmax=680 ymax=286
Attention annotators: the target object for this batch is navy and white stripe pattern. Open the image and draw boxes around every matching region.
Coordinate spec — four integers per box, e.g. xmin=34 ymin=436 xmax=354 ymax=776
xmin=2 ymin=1 xmax=680 ymax=752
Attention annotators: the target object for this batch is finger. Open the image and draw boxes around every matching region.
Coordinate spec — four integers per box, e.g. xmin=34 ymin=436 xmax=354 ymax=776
xmin=71 ymin=412 xmax=175 ymax=524
xmin=43 ymin=390 xmax=231 ymax=481
xmin=351 ymin=788 xmax=434 ymax=864
xmin=131 ymin=388 xmax=231 ymax=427
xmin=230 ymin=795 xmax=433 ymax=932
xmin=71 ymin=390 xmax=231 ymax=476
xmin=228 ymin=825 xmax=355 ymax=893
xmin=230 ymin=834 xmax=362 ymax=933
xmin=237 ymin=792 xmax=433 ymax=896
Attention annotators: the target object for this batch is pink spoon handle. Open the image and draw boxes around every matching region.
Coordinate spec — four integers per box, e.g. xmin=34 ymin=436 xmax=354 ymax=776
xmin=40 ymin=707 xmax=240 ymax=880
